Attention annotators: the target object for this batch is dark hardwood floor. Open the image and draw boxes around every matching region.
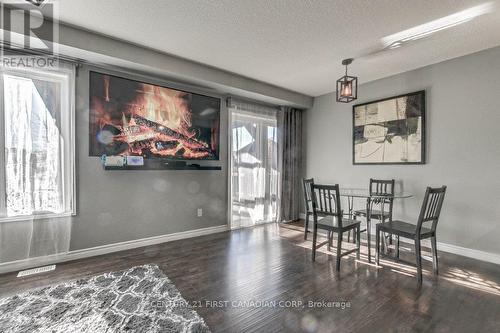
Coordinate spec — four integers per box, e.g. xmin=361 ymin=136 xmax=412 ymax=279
xmin=1 ymin=221 xmax=500 ymax=332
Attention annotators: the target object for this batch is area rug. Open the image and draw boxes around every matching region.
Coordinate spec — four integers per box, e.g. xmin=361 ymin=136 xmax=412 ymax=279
xmin=0 ymin=264 xmax=210 ymax=333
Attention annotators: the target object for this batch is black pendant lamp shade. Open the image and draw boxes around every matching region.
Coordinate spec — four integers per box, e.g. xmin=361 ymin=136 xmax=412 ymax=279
xmin=336 ymin=58 xmax=358 ymax=103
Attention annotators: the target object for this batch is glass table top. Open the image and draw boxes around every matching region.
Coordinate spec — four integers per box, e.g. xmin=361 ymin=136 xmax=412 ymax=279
xmin=339 ymin=188 xmax=412 ymax=199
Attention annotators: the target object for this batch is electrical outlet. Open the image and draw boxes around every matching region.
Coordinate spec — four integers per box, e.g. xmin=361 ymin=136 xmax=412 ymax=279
xmin=197 ymin=208 xmax=203 ymax=217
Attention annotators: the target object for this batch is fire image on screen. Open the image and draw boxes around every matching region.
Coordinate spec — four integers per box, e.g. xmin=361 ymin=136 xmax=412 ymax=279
xmin=89 ymin=72 xmax=220 ymax=159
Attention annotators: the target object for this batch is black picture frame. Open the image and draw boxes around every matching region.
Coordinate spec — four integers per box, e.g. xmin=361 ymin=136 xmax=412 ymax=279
xmin=352 ymin=90 xmax=426 ymax=165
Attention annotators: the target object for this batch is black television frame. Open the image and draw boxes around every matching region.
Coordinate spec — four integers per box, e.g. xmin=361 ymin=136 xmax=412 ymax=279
xmin=88 ymin=70 xmax=221 ymax=160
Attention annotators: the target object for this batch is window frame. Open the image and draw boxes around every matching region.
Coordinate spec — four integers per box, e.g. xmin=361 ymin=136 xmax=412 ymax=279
xmin=228 ymin=103 xmax=279 ymax=228
xmin=0 ymin=63 xmax=76 ymax=222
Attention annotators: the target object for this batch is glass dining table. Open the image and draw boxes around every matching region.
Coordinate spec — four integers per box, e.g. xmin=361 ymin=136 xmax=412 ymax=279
xmin=339 ymin=188 xmax=413 ymax=262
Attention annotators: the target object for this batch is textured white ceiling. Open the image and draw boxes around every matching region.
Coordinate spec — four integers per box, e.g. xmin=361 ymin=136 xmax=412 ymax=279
xmin=43 ymin=0 xmax=500 ymax=96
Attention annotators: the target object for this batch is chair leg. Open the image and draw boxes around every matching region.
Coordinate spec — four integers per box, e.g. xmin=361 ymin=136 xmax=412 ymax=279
xmin=431 ymin=235 xmax=439 ymax=275
xmin=327 ymin=231 xmax=332 ymax=251
xmin=336 ymin=232 xmax=342 ymax=271
xmin=415 ymin=238 xmax=423 ymax=284
xmin=367 ymin=219 xmax=372 ymax=263
xmin=352 ymin=215 xmax=358 ymax=243
xmin=304 ymin=214 xmax=309 ymax=240
xmin=312 ymin=223 xmax=318 ymax=262
xmin=375 ymin=227 xmax=380 ymax=266
xmin=387 ymin=219 xmax=393 ymax=245
xmin=395 ymin=235 xmax=400 ymax=259
xmin=356 ymin=226 xmax=361 ymax=259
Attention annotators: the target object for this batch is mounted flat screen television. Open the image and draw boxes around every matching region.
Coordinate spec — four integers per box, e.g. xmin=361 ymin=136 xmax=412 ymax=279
xmin=89 ymin=71 xmax=220 ymax=160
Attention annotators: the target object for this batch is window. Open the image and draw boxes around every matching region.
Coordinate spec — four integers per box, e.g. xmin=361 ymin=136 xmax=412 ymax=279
xmin=0 ymin=63 xmax=75 ymax=221
xmin=229 ymin=102 xmax=279 ymax=229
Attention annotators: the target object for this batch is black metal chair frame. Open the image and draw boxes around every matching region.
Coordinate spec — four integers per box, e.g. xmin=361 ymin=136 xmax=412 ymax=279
xmin=303 ymin=178 xmax=352 ymax=242
xmin=302 ymin=178 xmax=315 ymax=240
xmin=376 ymin=186 xmax=447 ymax=283
xmin=310 ymin=183 xmax=361 ymax=271
xmin=353 ymin=179 xmax=395 ymax=262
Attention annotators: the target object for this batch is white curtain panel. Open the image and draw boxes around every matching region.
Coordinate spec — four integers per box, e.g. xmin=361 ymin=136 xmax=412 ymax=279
xmin=0 ymin=59 xmax=75 ymax=264
xmin=1 ymin=61 xmax=75 ymax=218
xmin=4 ymin=74 xmax=63 ymax=215
xmin=229 ymin=99 xmax=279 ymax=228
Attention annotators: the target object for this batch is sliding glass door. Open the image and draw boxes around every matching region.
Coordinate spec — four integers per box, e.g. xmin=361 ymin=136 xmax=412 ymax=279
xmin=229 ymin=101 xmax=278 ymax=229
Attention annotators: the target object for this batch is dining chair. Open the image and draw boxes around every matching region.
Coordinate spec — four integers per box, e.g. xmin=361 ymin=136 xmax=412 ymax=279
xmin=302 ymin=178 xmax=315 ymax=240
xmin=303 ymin=178 xmax=352 ymax=241
xmin=376 ymin=186 xmax=447 ymax=283
xmin=353 ymin=178 xmax=395 ymax=260
xmin=310 ymin=183 xmax=361 ymax=271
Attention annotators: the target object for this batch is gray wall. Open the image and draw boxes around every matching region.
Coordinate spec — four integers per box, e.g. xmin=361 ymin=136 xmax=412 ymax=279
xmin=304 ymin=46 xmax=500 ymax=255
xmin=71 ymin=66 xmax=228 ymax=250
xmin=0 ymin=64 xmax=228 ymax=263
xmin=0 ymin=9 xmax=311 ymax=265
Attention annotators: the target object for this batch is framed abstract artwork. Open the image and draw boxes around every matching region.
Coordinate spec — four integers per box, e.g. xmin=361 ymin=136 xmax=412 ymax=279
xmin=353 ymin=90 xmax=425 ymax=165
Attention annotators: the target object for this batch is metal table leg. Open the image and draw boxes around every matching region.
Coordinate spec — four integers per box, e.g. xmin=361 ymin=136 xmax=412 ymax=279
xmin=366 ymin=197 xmax=372 ymax=263
xmin=347 ymin=195 xmax=354 ymax=242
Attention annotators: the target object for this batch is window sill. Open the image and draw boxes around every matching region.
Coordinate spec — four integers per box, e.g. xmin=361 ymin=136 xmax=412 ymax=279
xmin=0 ymin=212 xmax=75 ymax=223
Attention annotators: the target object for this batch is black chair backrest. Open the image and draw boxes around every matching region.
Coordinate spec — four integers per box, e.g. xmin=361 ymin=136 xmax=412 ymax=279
xmin=310 ymin=184 xmax=343 ymax=225
xmin=370 ymin=178 xmax=395 ymax=196
xmin=369 ymin=178 xmax=395 ymax=205
xmin=302 ymin=178 xmax=314 ymax=213
xmin=417 ymin=186 xmax=447 ymax=233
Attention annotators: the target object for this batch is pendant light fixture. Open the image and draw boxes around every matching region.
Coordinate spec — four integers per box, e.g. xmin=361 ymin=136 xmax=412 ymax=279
xmin=336 ymin=58 xmax=358 ymax=103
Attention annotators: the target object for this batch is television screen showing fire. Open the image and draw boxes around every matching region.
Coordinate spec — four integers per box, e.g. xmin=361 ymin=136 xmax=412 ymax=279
xmin=89 ymin=71 xmax=220 ymax=160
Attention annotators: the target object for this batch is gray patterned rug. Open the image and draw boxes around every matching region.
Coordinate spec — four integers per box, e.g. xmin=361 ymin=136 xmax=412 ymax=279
xmin=0 ymin=264 xmax=210 ymax=333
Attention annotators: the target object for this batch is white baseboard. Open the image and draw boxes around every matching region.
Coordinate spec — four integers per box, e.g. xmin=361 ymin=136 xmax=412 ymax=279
xmin=437 ymin=242 xmax=500 ymax=265
xmin=0 ymin=225 xmax=228 ymax=275
xmin=4 ymin=221 xmax=498 ymax=275
xmin=297 ymin=214 xmax=500 ymax=266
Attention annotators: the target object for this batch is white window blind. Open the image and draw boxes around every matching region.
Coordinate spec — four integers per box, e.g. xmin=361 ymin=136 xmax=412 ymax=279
xmin=0 ymin=63 xmax=75 ymax=221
